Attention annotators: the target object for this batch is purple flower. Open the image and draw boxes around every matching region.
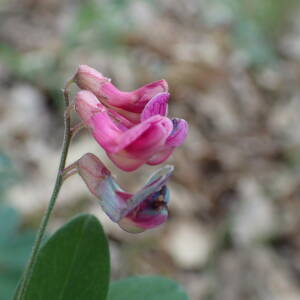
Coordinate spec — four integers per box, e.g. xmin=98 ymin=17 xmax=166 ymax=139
xmin=76 ymin=153 xmax=174 ymax=233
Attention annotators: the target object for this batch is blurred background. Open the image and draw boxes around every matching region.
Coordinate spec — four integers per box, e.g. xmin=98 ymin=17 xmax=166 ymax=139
xmin=1 ymin=0 xmax=300 ymax=299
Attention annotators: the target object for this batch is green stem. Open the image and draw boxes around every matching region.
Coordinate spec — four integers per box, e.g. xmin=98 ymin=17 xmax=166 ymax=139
xmin=14 ymin=79 xmax=74 ymax=300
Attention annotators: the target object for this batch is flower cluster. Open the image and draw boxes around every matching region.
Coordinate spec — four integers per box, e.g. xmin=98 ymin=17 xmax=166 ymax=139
xmin=74 ymin=65 xmax=188 ymax=171
xmin=68 ymin=65 xmax=188 ymax=233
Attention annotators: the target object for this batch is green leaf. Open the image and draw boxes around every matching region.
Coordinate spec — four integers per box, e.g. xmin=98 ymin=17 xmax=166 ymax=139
xmin=108 ymin=276 xmax=188 ymax=300
xmin=24 ymin=214 xmax=110 ymax=300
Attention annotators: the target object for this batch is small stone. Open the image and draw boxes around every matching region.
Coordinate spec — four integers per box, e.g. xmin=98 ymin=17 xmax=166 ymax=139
xmin=163 ymin=220 xmax=214 ymax=269
xmin=231 ymin=177 xmax=277 ymax=246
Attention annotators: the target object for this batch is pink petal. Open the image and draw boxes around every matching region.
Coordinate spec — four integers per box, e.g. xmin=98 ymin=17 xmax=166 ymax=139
xmin=103 ymin=106 xmax=141 ymax=124
xmin=119 ymin=211 xmax=168 ymax=233
xmin=89 ymin=112 xmax=124 ymax=153
xmin=131 ymin=79 xmax=168 ymax=112
xmin=90 ymin=114 xmax=172 ymax=171
xmin=75 ymin=90 xmax=106 ymax=126
xmin=107 ymin=109 xmax=135 ymax=130
xmin=101 ymin=79 xmax=168 ymax=112
xmin=141 ymin=92 xmax=169 ymax=121
xmin=91 ymin=113 xmax=152 ymax=153
xmin=124 ymin=116 xmax=172 ymax=155
xmin=99 ymin=79 xmax=168 ymax=123
xmin=91 ymin=114 xmax=172 ymax=153
xmin=111 ymin=117 xmax=173 ymax=171
xmin=147 ymin=148 xmax=174 ymax=165
xmin=107 ymin=152 xmax=147 ymax=172
xmin=104 ymin=117 xmax=172 ymax=172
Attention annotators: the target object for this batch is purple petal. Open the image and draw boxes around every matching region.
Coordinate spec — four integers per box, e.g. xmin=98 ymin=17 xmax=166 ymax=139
xmin=77 ymin=153 xmax=111 ymax=197
xmin=119 ymin=185 xmax=170 ymax=233
xmin=95 ymin=177 xmax=129 ymax=222
xmin=77 ymin=153 xmax=129 ymax=222
xmin=166 ymin=118 xmax=188 ymax=147
xmin=119 ymin=211 xmax=168 ymax=233
xmin=121 ymin=165 xmax=174 ymax=217
xmin=77 ymin=153 xmax=174 ymax=233
xmin=141 ymin=93 xmax=169 ymax=121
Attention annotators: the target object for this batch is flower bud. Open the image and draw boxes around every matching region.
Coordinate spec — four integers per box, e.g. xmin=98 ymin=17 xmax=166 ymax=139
xmin=74 ymin=64 xmax=168 ymax=123
xmin=74 ymin=65 xmax=110 ymax=95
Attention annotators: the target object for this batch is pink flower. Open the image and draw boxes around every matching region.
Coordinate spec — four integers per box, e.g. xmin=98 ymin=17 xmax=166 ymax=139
xmin=75 ymin=90 xmax=188 ymax=171
xmin=74 ymin=64 xmax=168 ymax=123
xmin=75 ymin=153 xmax=173 ymax=233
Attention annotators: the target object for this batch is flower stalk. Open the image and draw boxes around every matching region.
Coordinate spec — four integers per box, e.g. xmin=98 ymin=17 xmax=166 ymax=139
xmin=14 ymin=78 xmax=74 ymax=300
